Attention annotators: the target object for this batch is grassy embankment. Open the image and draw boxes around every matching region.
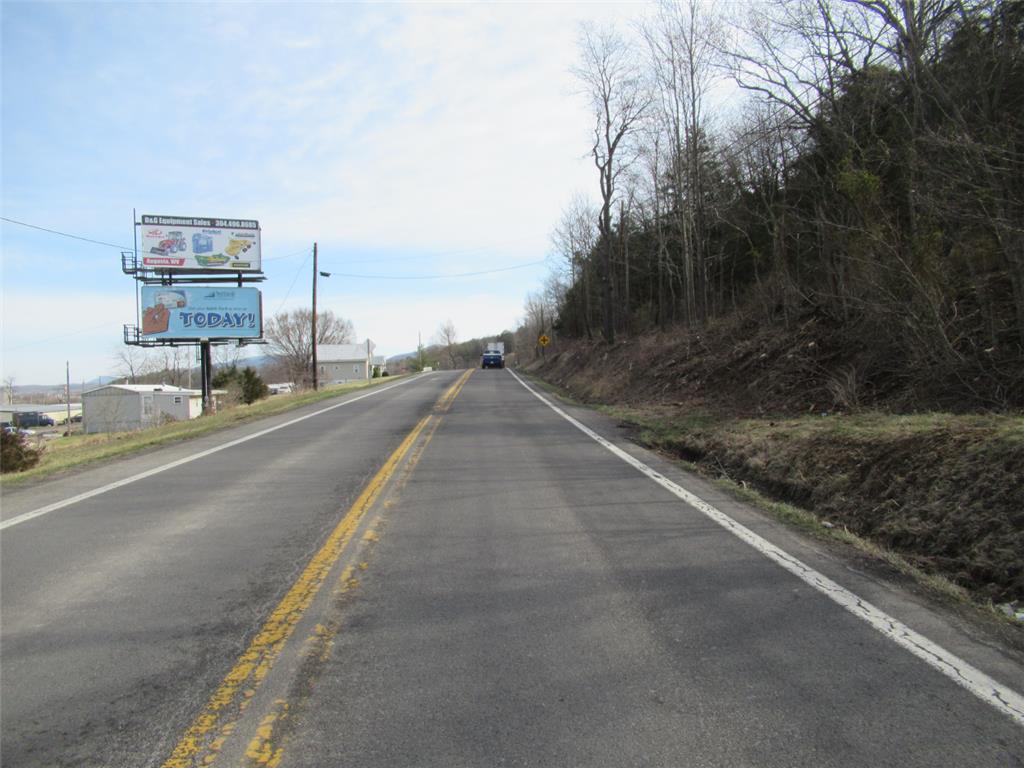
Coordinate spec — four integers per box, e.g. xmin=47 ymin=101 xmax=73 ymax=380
xmin=2 ymin=377 xmax=404 ymax=487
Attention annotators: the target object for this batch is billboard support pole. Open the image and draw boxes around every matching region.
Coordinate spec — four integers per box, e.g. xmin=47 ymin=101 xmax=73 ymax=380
xmin=201 ymin=339 xmax=213 ymax=415
xmin=312 ymin=242 xmax=319 ymax=391
xmin=66 ymin=361 xmax=72 ymax=430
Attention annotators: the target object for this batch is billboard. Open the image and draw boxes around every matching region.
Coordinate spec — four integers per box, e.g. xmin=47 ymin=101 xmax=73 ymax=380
xmin=140 ymin=286 xmax=263 ymax=340
xmin=139 ymin=215 xmax=261 ymax=272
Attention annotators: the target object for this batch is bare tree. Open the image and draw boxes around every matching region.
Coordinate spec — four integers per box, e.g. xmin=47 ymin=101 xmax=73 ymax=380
xmin=265 ymin=309 xmax=354 ymax=387
xmin=434 ymin=320 xmax=459 ymax=369
xmin=155 ymin=347 xmax=191 ymax=387
xmin=551 ymin=195 xmax=599 ymax=337
xmin=574 ymin=23 xmax=650 ymax=343
xmin=641 ymin=0 xmax=726 ymax=324
xmin=517 ymin=288 xmax=561 ymax=362
xmin=113 ymin=345 xmax=153 ymax=384
xmin=214 ymin=343 xmax=246 ymax=369
xmin=725 ymin=0 xmax=881 ymax=128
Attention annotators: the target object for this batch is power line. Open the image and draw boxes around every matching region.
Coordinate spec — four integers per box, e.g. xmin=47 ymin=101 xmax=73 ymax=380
xmin=262 ymin=246 xmax=317 ymax=262
xmin=273 ymin=247 xmax=314 ymax=315
xmin=3 ymin=212 xmax=543 ymax=283
xmin=1 ymin=216 xmax=311 ymax=263
xmin=322 ymin=260 xmax=547 ymax=280
xmin=1 ymin=216 xmax=133 ymax=250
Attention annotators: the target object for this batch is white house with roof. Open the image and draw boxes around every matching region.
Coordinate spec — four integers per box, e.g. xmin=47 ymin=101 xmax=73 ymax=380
xmin=82 ymin=384 xmax=203 ymax=433
xmin=317 ymin=340 xmax=377 ymax=384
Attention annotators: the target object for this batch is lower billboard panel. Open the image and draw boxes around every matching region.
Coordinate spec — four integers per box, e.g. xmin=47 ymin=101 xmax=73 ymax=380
xmin=140 ymin=286 xmax=262 ymax=340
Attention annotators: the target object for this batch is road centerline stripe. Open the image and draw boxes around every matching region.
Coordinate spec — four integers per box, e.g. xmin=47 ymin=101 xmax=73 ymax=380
xmin=1 ymin=374 xmax=429 ymax=531
xmin=435 ymin=368 xmax=473 ymax=412
xmin=161 ymin=370 xmax=470 ymax=767
xmin=161 ymin=413 xmax=434 ymax=767
xmin=508 ymin=368 xmax=1024 ymax=728
xmin=243 ymin=389 xmax=454 ymax=766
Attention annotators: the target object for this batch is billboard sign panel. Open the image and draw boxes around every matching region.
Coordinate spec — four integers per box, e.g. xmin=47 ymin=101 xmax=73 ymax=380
xmin=139 ymin=215 xmax=261 ymax=272
xmin=140 ymin=286 xmax=263 ymax=340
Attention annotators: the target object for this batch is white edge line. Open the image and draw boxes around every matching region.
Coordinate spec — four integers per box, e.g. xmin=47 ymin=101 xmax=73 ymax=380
xmin=508 ymin=369 xmax=1024 ymax=728
xmin=0 ymin=374 xmax=432 ymax=532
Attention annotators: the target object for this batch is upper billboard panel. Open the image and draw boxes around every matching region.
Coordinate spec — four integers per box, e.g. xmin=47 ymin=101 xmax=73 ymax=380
xmin=139 ymin=215 xmax=261 ymax=272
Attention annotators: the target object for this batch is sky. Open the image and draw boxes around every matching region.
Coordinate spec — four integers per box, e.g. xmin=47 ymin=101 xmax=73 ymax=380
xmin=1 ymin=1 xmax=645 ymax=385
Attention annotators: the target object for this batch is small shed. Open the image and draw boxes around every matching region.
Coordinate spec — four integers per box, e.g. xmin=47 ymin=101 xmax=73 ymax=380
xmin=317 ymin=340 xmax=376 ymax=384
xmin=82 ymin=384 xmax=202 ymax=434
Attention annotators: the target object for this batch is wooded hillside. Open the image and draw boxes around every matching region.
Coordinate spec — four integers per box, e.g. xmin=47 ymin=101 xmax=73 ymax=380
xmin=523 ymin=0 xmax=1023 ymax=410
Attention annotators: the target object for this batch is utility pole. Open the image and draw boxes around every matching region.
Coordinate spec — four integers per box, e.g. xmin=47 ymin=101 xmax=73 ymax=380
xmin=312 ymin=242 xmax=319 ymax=391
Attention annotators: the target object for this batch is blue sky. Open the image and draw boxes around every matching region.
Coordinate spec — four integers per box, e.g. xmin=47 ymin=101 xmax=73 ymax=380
xmin=2 ymin=1 xmax=640 ymax=384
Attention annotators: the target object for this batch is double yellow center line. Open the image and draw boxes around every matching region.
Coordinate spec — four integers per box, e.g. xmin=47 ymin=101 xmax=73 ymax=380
xmin=435 ymin=368 xmax=473 ymax=412
xmin=161 ymin=370 xmax=472 ymax=767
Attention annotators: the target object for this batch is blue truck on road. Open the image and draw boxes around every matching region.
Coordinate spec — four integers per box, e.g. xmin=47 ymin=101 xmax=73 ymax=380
xmin=481 ymin=342 xmax=505 ymax=369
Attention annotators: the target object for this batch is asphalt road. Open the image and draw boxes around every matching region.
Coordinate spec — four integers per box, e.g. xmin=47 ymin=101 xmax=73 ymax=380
xmin=2 ymin=368 xmax=1023 ymax=767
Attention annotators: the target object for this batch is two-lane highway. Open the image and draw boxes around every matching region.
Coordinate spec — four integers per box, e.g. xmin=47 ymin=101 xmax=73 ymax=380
xmin=2 ymin=368 xmax=1023 ymax=767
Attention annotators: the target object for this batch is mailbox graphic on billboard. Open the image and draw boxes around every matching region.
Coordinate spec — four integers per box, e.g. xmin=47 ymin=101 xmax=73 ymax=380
xmin=140 ymin=287 xmax=262 ymax=340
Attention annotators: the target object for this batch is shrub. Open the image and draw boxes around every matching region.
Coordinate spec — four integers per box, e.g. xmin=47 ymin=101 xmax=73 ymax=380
xmin=1 ymin=430 xmax=41 ymax=473
xmin=212 ymin=364 xmax=268 ymax=405
xmin=239 ymin=367 xmax=269 ymax=404
xmin=212 ymin=365 xmax=239 ymax=389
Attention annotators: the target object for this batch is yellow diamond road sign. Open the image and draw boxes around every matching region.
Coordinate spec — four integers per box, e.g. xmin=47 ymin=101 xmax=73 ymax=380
xmin=538 ymin=334 xmax=550 ymax=347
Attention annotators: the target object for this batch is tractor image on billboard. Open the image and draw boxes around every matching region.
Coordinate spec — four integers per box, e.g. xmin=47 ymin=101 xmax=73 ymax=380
xmin=150 ymin=231 xmax=188 ymax=256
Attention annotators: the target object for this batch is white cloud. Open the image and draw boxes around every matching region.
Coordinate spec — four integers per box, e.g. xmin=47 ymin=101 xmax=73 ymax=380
xmin=238 ymin=4 xmax=615 ymax=255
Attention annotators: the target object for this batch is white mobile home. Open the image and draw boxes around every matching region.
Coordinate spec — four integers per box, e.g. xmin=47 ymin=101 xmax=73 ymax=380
xmin=317 ymin=340 xmax=376 ymax=384
xmin=82 ymin=384 xmax=202 ymax=434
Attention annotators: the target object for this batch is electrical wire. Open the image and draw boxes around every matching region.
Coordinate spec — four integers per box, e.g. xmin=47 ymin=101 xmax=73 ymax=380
xmin=262 ymin=246 xmax=316 ymax=262
xmin=320 ymin=259 xmax=547 ymax=280
xmin=1 ymin=216 xmax=133 ymax=250
xmin=273 ymin=247 xmax=314 ymax=315
xmin=2 ymin=216 xmax=310 ymax=265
